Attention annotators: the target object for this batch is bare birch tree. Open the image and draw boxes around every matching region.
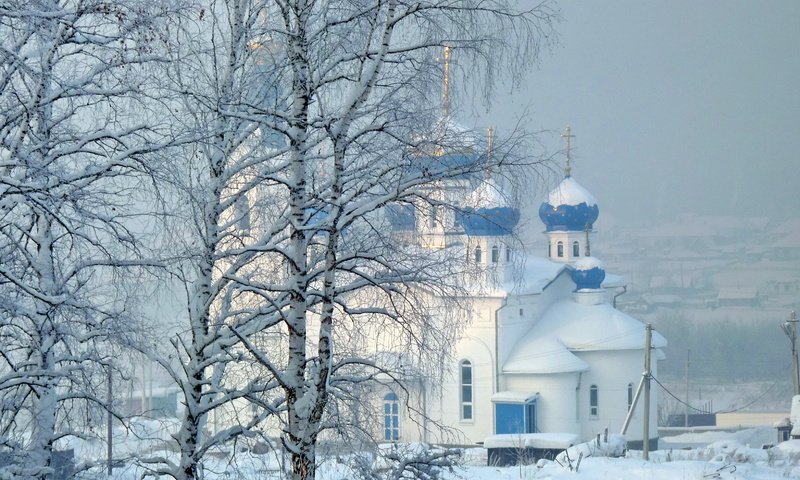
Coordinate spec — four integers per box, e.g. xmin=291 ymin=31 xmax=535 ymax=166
xmin=0 ymin=1 xmax=170 ymax=477
xmin=153 ymin=0 xmax=556 ymax=479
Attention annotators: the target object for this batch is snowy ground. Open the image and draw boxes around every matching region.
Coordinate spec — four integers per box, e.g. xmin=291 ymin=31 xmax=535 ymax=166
xmin=69 ymin=420 xmax=800 ymax=479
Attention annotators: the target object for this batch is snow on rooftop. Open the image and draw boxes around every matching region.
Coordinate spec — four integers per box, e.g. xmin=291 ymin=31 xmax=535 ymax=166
xmin=547 ymin=176 xmax=597 ymax=207
xmin=464 ymin=177 xmax=509 ymax=209
xmin=601 ymin=272 xmax=625 ymax=288
xmin=490 ymin=391 xmax=538 ymax=403
xmin=504 ymin=256 xmax=566 ymax=295
xmin=503 ymin=299 xmax=667 ymax=374
xmin=503 ymin=337 xmax=589 ymax=374
xmin=574 ymin=256 xmax=604 ymax=271
xmin=501 ymin=256 xmax=625 ymax=296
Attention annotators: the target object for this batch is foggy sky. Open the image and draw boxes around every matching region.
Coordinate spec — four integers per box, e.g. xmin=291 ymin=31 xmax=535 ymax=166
xmin=475 ymin=0 xmax=800 ymax=225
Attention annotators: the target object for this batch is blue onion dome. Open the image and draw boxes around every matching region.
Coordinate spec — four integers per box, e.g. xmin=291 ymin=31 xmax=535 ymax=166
xmin=571 ymin=257 xmax=606 ymax=290
xmin=455 ymin=177 xmax=520 ymax=236
xmin=538 ymin=176 xmax=599 ymax=232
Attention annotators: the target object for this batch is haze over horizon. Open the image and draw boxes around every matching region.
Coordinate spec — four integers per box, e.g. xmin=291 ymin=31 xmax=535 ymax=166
xmin=471 ymin=0 xmax=800 ymax=226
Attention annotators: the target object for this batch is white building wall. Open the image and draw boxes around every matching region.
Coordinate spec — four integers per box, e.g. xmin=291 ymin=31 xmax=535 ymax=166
xmin=573 ymin=349 xmax=657 ymax=443
xmin=444 ymin=297 xmax=502 ymax=444
xmin=398 ymin=296 xmax=502 ymax=445
xmin=546 ymin=231 xmax=593 ymax=263
xmin=504 ymin=372 xmax=581 ymax=435
xmin=496 ymin=271 xmax=573 ymax=373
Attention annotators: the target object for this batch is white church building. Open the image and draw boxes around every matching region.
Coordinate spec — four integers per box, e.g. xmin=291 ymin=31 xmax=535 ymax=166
xmin=380 ymin=127 xmax=667 ymax=451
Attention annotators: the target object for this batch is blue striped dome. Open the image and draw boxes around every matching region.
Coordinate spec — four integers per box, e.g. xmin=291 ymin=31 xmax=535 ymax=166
xmin=539 ymin=176 xmax=599 ymax=232
xmin=570 ymin=257 xmax=605 ymax=290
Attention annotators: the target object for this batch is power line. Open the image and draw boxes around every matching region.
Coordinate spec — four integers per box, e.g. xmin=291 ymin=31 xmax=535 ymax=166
xmin=651 ymin=375 xmax=709 ymax=414
xmin=651 ymin=368 xmax=789 ymax=415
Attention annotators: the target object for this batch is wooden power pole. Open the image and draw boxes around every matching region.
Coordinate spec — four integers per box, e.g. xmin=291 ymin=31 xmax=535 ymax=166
xmin=643 ymin=323 xmax=652 ymax=460
xmin=782 ymin=311 xmax=800 ymax=395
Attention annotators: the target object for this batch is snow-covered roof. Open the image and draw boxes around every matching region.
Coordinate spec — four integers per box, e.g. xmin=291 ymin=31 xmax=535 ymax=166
xmin=504 ymin=256 xmax=566 ymax=295
xmin=547 ymin=176 xmax=597 ymax=207
xmin=575 ymin=256 xmax=604 ymax=271
xmin=464 ymin=177 xmax=508 ymax=209
xmin=503 ymin=299 xmax=667 ymax=374
xmin=490 ymin=391 xmax=539 ymax=403
xmin=503 ymin=337 xmax=590 ymax=374
xmin=504 ymin=256 xmax=626 ymax=295
xmin=423 ymin=115 xmax=482 ymax=151
xmin=601 ymin=272 xmax=626 ymax=288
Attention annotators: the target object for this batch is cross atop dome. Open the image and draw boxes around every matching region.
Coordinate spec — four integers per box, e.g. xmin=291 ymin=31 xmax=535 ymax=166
xmin=561 ymin=125 xmax=575 ymax=177
xmin=440 ymin=45 xmax=452 ymax=117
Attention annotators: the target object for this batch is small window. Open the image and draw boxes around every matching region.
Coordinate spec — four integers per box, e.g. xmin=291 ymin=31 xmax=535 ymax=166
xmin=627 ymin=383 xmax=634 ymax=411
xmin=491 ymin=246 xmax=499 ymax=263
xmin=460 ymin=360 xmax=473 ymax=420
xmin=474 ymin=246 xmax=482 ymax=263
xmin=548 ymin=243 xmax=551 ymax=258
xmin=572 ymin=241 xmax=579 ymax=257
xmin=384 ymin=392 xmax=400 ymax=441
xmin=557 ymin=241 xmax=564 ymax=258
xmin=506 ymin=247 xmax=512 ymax=262
xmin=589 ymin=385 xmax=598 ymax=416
xmin=428 ymin=206 xmax=437 ymax=228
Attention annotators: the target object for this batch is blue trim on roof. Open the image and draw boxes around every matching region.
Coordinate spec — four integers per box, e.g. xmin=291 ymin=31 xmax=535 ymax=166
xmin=538 ymin=202 xmax=599 ymax=232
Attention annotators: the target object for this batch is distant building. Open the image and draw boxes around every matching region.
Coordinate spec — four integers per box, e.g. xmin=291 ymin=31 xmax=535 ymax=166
xmin=716 ymin=287 xmax=761 ymax=308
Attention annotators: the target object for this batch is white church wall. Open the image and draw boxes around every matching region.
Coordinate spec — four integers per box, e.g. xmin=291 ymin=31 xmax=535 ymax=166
xmin=504 ymin=372 xmax=581 ymax=436
xmin=547 ymin=231 xmax=591 ymax=263
xmin=497 ymin=270 xmax=573 ymax=376
xmin=574 ymin=350 xmax=655 ymax=443
xmin=431 ymin=297 xmax=502 ymax=444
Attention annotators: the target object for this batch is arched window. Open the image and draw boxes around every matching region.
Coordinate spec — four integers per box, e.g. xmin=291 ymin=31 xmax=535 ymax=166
xmin=589 ymin=385 xmax=599 ymax=416
xmin=573 ymin=241 xmax=580 ymax=257
xmin=474 ymin=246 xmax=482 ymax=263
xmin=460 ymin=360 xmax=473 ymax=420
xmin=506 ymin=247 xmax=512 ymax=262
xmin=627 ymin=383 xmax=634 ymax=411
xmin=428 ymin=206 xmax=437 ymax=228
xmin=384 ymin=392 xmax=399 ymax=441
xmin=557 ymin=241 xmax=564 ymax=258
xmin=491 ymin=246 xmax=499 ymax=263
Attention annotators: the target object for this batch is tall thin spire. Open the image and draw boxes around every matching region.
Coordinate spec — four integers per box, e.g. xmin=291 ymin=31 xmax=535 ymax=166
xmin=442 ymin=45 xmax=452 ymax=117
xmin=561 ymin=125 xmax=575 ymax=177
xmin=487 ymin=127 xmax=494 ymax=158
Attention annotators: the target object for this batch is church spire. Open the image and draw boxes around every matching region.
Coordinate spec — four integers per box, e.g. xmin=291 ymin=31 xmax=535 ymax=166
xmin=441 ymin=45 xmax=452 ymax=117
xmin=561 ymin=125 xmax=575 ymax=177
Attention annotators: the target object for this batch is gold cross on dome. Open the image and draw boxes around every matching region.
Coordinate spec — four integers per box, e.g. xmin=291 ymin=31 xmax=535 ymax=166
xmin=441 ymin=45 xmax=452 ymax=117
xmin=561 ymin=125 xmax=575 ymax=176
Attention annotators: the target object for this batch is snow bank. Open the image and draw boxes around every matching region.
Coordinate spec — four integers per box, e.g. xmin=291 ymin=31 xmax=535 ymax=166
xmin=554 ymin=434 xmax=626 ymax=465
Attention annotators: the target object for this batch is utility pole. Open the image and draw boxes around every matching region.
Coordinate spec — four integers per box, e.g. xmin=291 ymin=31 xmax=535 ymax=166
xmin=643 ymin=323 xmax=652 ymax=460
xmin=684 ymin=349 xmax=690 ymax=428
xmin=782 ymin=311 xmax=800 ymax=395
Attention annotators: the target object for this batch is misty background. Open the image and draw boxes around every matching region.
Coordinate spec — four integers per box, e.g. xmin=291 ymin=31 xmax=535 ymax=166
xmin=463 ymin=1 xmax=800 ymax=414
xmin=472 ymin=0 xmax=800 ymax=224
